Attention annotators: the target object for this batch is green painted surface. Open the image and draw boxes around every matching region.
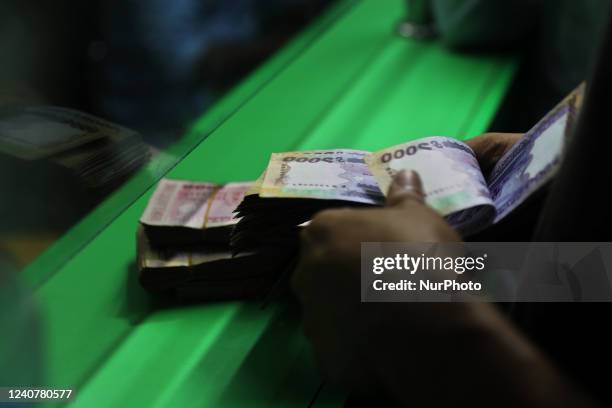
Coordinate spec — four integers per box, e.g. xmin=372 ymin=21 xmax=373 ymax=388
xmin=22 ymin=0 xmax=517 ymax=406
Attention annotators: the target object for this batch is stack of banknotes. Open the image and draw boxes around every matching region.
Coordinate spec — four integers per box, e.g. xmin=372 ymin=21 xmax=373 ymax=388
xmin=0 ymin=106 xmax=149 ymax=190
xmin=138 ymin=180 xmax=288 ymax=299
xmin=138 ymin=84 xmax=584 ymax=299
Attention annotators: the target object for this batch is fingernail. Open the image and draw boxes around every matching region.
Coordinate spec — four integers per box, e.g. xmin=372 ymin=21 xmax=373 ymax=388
xmin=394 ymin=169 xmax=415 ymax=188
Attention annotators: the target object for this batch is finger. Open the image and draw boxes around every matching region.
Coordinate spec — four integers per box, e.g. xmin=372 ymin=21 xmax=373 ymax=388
xmin=464 ymin=133 xmax=522 ymax=170
xmin=291 ymin=231 xmax=313 ymax=301
xmin=292 ymin=227 xmax=326 ymax=302
xmin=302 ymin=209 xmax=338 ymax=244
xmin=386 ymin=170 xmax=425 ymax=207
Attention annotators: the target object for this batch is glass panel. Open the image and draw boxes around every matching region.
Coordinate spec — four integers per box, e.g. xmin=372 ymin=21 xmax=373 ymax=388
xmin=0 ymin=0 xmax=340 ymax=273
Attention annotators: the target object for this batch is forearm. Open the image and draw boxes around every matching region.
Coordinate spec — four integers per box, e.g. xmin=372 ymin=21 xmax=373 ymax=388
xmin=365 ymin=304 xmax=597 ymax=407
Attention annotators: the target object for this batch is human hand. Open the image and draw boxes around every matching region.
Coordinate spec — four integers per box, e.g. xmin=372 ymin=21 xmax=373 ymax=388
xmin=292 ymin=170 xmax=590 ymax=406
xmin=291 ymin=170 xmax=460 ymax=389
xmin=465 ymin=132 xmax=522 ymax=173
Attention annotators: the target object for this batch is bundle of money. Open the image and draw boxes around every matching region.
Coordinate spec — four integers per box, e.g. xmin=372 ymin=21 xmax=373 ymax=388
xmin=136 ymin=84 xmax=583 ymax=301
xmin=233 ymin=84 xmax=584 ymax=254
xmin=140 ymin=179 xmax=253 ymax=245
xmin=0 ymin=105 xmax=150 ymax=190
xmin=137 ymin=179 xmax=289 ymax=300
xmin=137 ymin=226 xmax=283 ymax=300
xmin=232 ymin=150 xmax=384 ymax=253
xmin=232 ymin=138 xmax=495 ymax=252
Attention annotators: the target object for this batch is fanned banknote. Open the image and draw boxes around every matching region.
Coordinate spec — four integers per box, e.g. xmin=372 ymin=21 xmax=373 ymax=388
xmin=488 ymin=83 xmax=584 ymax=222
xmin=140 ymin=179 xmax=252 ymax=245
xmin=367 ymin=83 xmax=584 ymax=234
xmin=366 ymin=136 xmax=495 ymax=233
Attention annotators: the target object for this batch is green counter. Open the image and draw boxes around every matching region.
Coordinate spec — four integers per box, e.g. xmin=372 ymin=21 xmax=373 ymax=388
xmin=21 ymin=1 xmax=516 ymax=406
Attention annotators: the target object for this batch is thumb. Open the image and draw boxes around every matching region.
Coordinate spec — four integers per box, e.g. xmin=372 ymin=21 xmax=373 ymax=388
xmin=386 ymin=170 xmax=425 ymax=207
